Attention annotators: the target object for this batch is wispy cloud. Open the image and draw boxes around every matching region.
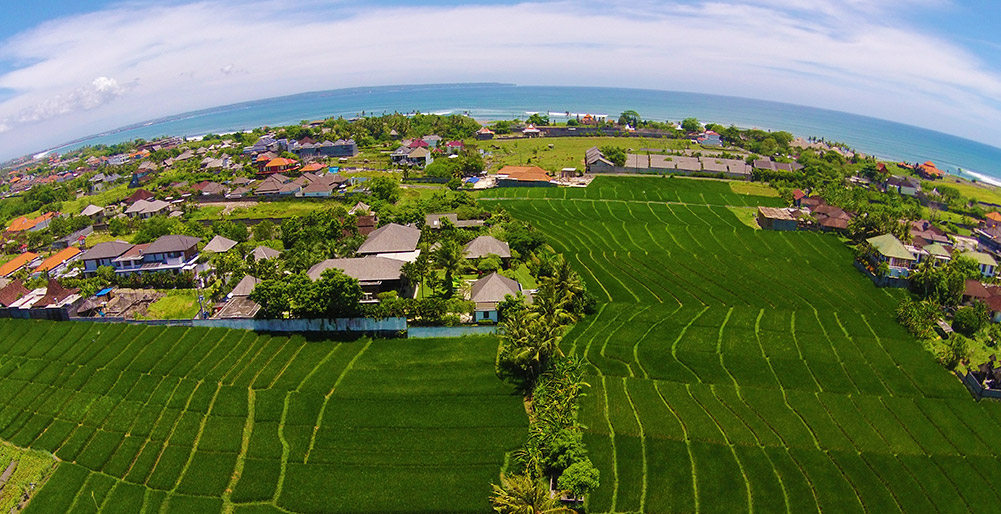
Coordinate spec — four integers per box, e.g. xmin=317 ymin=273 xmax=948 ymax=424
xmin=0 ymin=0 xmax=997 ymax=158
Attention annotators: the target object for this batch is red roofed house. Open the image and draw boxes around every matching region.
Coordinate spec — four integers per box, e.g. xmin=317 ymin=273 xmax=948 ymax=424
xmin=262 ymin=157 xmax=298 ymax=175
xmin=0 ymin=280 xmax=30 ymax=308
xmin=34 ymin=247 xmax=82 ymax=277
xmin=445 ymin=141 xmax=465 ymax=154
xmin=125 ymin=189 xmax=155 ymax=204
xmin=496 ymin=166 xmax=555 ymax=188
xmin=475 ymin=127 xmax=494 ymax=140
xmin=917 ymin=161 xmax=944 ymax=179
xmin=0 ymin=252 xmax=41 ymax=278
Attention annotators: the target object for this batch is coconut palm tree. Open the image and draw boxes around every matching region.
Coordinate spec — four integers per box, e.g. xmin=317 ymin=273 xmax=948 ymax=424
xmin=490 ymin=474 xmax=572 ymax=514
xmin=434 ymin=239 xmax=466 ymax=298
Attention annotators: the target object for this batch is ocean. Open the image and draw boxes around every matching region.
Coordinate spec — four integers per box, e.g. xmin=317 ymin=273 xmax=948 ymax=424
xmin=49 ymin=83 xmax=1001 ymax=184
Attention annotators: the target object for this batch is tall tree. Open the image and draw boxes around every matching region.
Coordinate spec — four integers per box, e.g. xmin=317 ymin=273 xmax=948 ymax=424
xmin=490 ymin=474 xmax=572 ymax=514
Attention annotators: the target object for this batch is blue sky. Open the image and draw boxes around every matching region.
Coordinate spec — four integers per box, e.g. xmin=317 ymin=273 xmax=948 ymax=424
xmin=0 ymin=0 xmax=999 ymax=160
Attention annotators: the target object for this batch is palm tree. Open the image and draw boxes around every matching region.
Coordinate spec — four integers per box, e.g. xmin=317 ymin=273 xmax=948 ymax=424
xmin=434 ymin=240 xmax=466 ymax=298
xmin=490 ymin=474 xmax=572 ymax=514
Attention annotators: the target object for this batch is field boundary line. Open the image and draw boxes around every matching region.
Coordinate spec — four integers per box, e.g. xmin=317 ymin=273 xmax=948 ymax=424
xmin=622 ymin=378 xmax=648 ymax=512
xmin=671 ymin=307 xmax=710 ymax=383
xmin=829 ymin=313 xmax=892 ymax=395
xmin=263 ymin=339 xmax=309 ymax=390
xmin=685 ymin=383 xmax=753 ymax=513
xmin=716 ymin=308 xmax=741 ymax=388
xmin=583 ymin=307 xmax=632 ymax=374
xmin=220 ymin=334 xmax=274 ymax=385
xmin=120 ymin=377 xmax=186 ymax=479
xmin=222 ymin=388 xmax=255 ymax=511
xmin=788 ymin=312 xmax=824 ymax=391
xmin=600 ymin=375 xmax=619 ymax=512
xmin=272 ymin=392 xmax=292 ymax=502
xmin=653 ymin=380 xmax=699 ymax=512
xmin=600 ymin=305 xmax=654 ymax=377
xmin=568 ymin=303 xmax=606 ymax=356
xmin=169 ymin=380 xmax=222 ymax=493
xmin=304 ymin=339 xmax=372 ymax=463
xmin=204 ymin=332 xmax=256 ymax=380
xmin=710 ymin=385 xmax=792 ymax=514
xmin=858 ymin=315 xmax=927 ymax=396
xmin=233 ymin=337 xmax=291 ymax=387
xmin=293 ymin=343 xmax=342 ymax=391
xmin=633 ymin=305 xmax=682 ymax=379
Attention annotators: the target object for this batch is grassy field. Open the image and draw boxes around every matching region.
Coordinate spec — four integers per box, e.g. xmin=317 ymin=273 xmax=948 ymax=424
xmin=929 ymin=175 xmax=1001 ymax=206
xmin=140 ymin=290 xmax=201 ymax=320
xmin=475 ymin=136 xmax=699 ymax=172
xmin=488 ymin=176 xmax=1001 ymax=513
xmin=0 ymin=325 xmax=523 ymax=513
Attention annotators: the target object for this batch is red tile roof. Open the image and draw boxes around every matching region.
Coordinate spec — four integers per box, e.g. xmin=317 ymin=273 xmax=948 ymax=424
xmin=0 ymin=252 xmax=39 ymax=277
xmin=0 ymin=280 xmax=29 ymax=307
xmin=36 ymin=247 xmax=82 ymax=273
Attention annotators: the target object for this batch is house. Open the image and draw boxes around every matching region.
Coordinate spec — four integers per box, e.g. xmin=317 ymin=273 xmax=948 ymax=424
xmin=865 ymin=234 xmax=916 ymax=278
xmin=390 ymin=146 xmax=433 ymax=167
xmin=125 ymin=199 xmax=171 ymax=219
xmin=112 ymin=235 xmax=200 ymax=276
xmin=0 ymin=280 xmax=29 ymax=308
xmin=963 ymin=280 xmax=991 ymax=304
xmin=124 ymin=189 xmax=155 ymax=204
xmin=697 ymin=131 xmax=722 ymax=147
xmin=986 ymin=212 xmax=1001 ymax=229
xmin=886 ymin=175 xmax=920 ymax=196
xmin=922 ymin=243 xmax=952 ymax=265
xmin=356 ymin=223 xmax=421 ymax=262
xmin=585 ymin=147 xmax=616 ymax=173
xmin=812 ymin=204 xmax=852 ymax=232
xmin=757 ymin=207 xmax=799 ymax=231
xmin=464 ymin=235 xmax=511 ymax=260
xmin=301 ymin=180 xmax=335 ymax=197
xmin=262 ymin=157 xmax=298 ymax=175
xmin=254 ymin=175 xmax=290 ymax=196
xmin=214 ymin=275 xmax=261 ymax=319
xmin=752 ymin=160 xmax=804 ymax=173
xmin=6 ymin=212 xmax=57 ymax=233
xmin=33 ymin=247 xmax=82 ymax=277
xmin=962 ymin=251 xmax=997 ymax=278
xmin=52 ymin=226 xmax=94 ymax=250
xmin=251 ymin=246 xmax=281 ymax=261
xmin=917 ymin=161 xmax=944 ymax=179
xmin=910 ymin=220 xmax=950 ymax=247
xmin=203 ymin=235 xmax=238 ymax=254
xmin=357 ymin=215 xmax=377 ymax=236
xmin=424 ymin=213 xmax=485 ymax=230
xmin=80 ymin=204 xmax=105 ymax=222
xmin=80 ymin=241 xmax=133 ymax=276
xmin=422 ymin=135 xmax=442 ymax=148
xmin=496 ymin=166 xmax=554 ymax=187
xmin=791 ymin=190 xmax=806 ymax=207
xmin=445 ymin=141 xmax=465 ymax=154
xmin=349 ymin=201 xmax=371 ymax=216
xmin=476 ymin=127 xmax=495 ymax=140
xmin=470 ymin=272 xmax=528 ymax=322
xmin=522 ymin=124 xmax=541 ymax=138
xmin=0 ymin=252 xmax=40 ymax=278
xmin=977 ymin=227 xmax=1001 ymax=256
xmin=307 ymin=256 xmax=406 ymax=301
xmin=292 ymin=139 xmax=358 ymax=159
xmin=194 ymin=181 xmax=226 ymax=195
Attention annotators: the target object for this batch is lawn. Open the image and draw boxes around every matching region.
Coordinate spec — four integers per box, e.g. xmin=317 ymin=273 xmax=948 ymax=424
xmin=0 ymin=322 xmax=524 ymax=514
xmin=474 ymin=136 xmax=697 ymax=172
xmin=928 ymin=175 xmax=1001 ymax=206
xmin=489 ymin=175 xmax=1001 ymax=513
xmin=140 ymin=290 xmax=201 ymax=319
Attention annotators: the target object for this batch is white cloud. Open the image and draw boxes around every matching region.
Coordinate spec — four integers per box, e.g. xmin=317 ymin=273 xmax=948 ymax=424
xmin=0 ymin=0 xmax=997 ymax=158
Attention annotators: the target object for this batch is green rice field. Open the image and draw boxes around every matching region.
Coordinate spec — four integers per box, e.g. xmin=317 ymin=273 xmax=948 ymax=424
xmin=487 ymin=176 xmax=1001 ymax=513
xmin=0 ymin=325 xmax=524 ymax=513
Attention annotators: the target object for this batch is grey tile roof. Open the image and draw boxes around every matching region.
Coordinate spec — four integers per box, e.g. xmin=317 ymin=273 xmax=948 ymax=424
xmin=146 ymin=235 xmax=201 ymax=254
xmin=203 ymin=235 xmax=238 ymax=253
xmin=470 ymin=272 xmax=521 ymax=306
xmin=357 ymin=223 xmax=420 ymax=254
xmin=307 ymin=256 xmax=404 ymax=282
xmin=81 ymin=240 xmax=134 ymax=261
xmin=464 ymin=236 xmax=511 ymax=259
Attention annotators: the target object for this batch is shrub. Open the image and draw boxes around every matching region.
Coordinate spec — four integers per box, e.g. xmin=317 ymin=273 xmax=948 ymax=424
xmin=953 ymin=305 xmax=986 ymax=336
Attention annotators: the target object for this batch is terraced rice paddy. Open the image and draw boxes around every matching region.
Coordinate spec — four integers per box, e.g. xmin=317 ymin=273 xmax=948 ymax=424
xmin=487 ymin=176 xmax=1001 ymax=513
xmin=0 ymin=325 xmax=524 ymax=513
